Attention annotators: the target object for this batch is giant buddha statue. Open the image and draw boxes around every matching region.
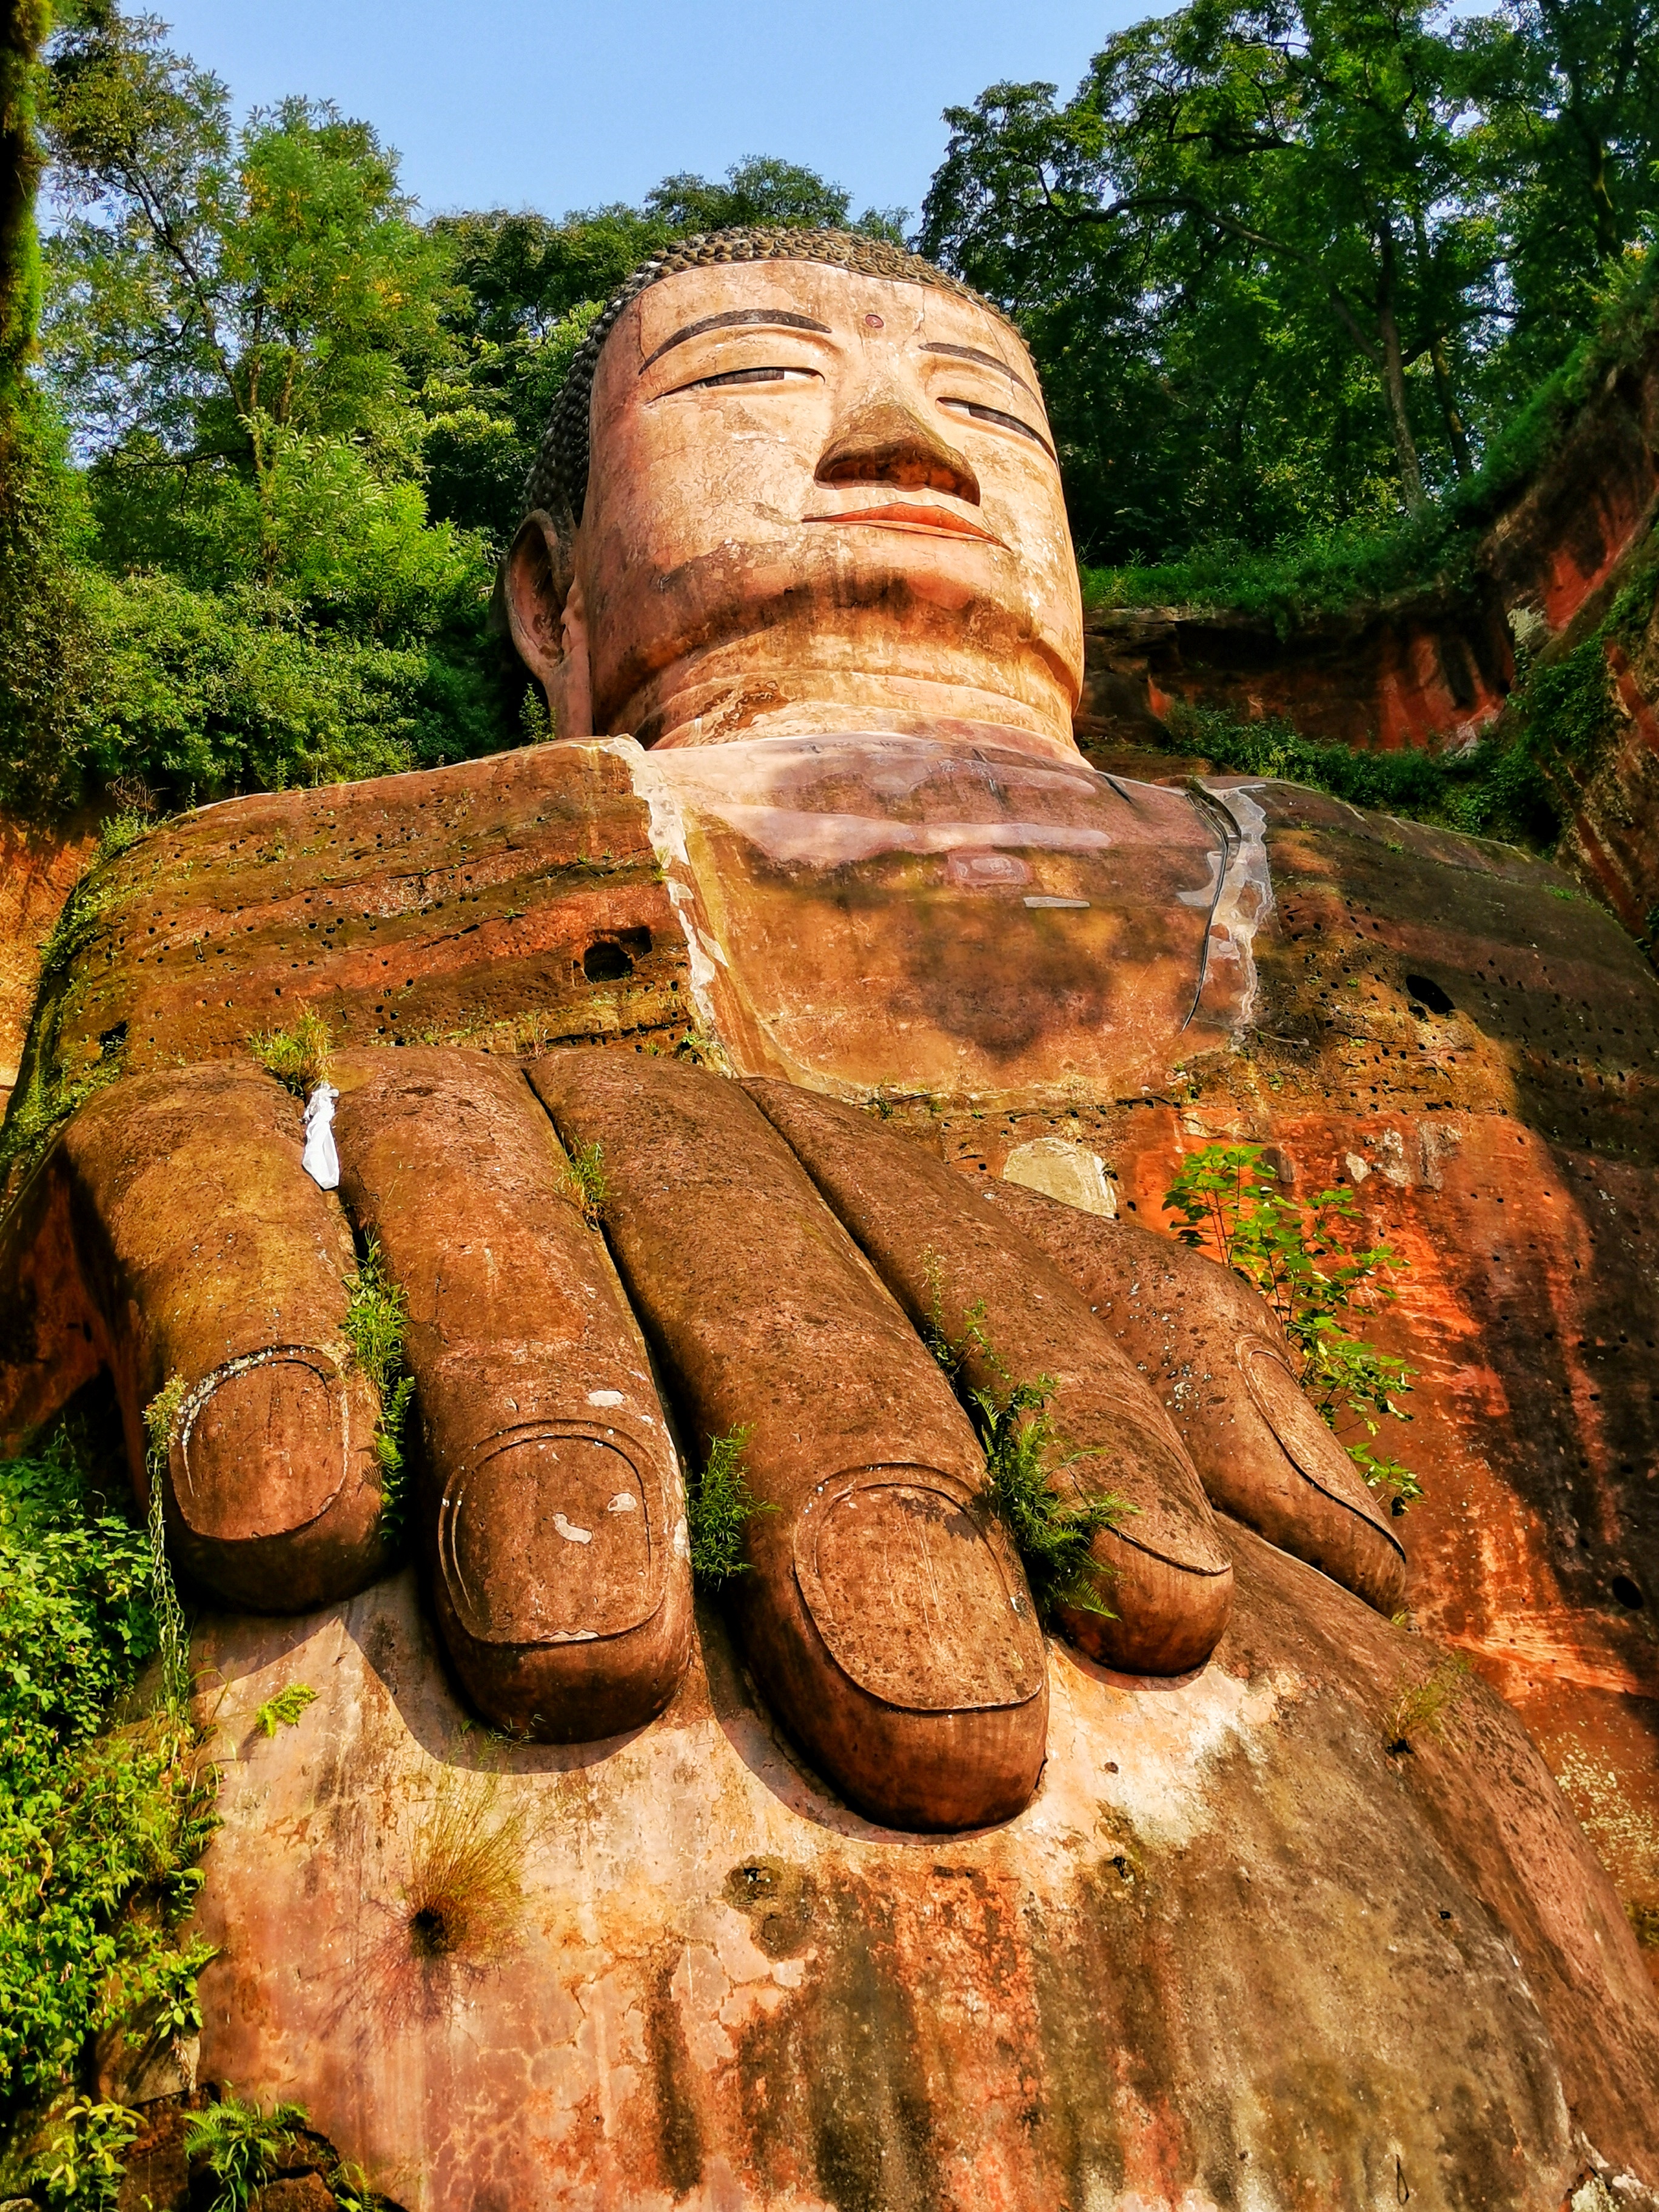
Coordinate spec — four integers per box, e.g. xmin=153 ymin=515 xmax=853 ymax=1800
xmin=3 ymin=232 xmax=1657 ymax=2204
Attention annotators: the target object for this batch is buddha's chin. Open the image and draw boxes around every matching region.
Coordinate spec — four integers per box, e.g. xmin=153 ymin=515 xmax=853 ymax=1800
xmin=589 ymin=552 xmax=1081 ymax=753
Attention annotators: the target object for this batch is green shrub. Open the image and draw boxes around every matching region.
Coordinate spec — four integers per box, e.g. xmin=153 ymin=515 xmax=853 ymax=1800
xmin=184 ymin=2094 xmax=312 ymax=2212
xmin=0 ymin=1413 xmax=217 ymax=2130
xmin=923 ymin=1273 xmax=1134 ymax=1621
xmin=970 ymin=1373 xmax=1133 ymax=1624
xmin=0 ymin=399 xmax=100 ymax=817
xmin=687 ymin=1427 xmax=773 ymax=1587
xmin=341 ymin=1241 xmax=415 ymax=1550
xmin=78 ymin=571 xmax=503 ymax=808
xmin=32 ymin=2095 xmax=141 ymax=2210
xmin=1163 ymin=1142 xmax=1421 ymax=1508
xmin=1159 ymin=701 xmax=1562 ymax=850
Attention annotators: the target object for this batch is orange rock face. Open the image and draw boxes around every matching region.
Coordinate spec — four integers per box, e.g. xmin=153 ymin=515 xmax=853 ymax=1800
xmin=0 ymin=806 xmax=99 ymax=1112
xmin=184 ymin=1538 xmax=1655 ymax=2211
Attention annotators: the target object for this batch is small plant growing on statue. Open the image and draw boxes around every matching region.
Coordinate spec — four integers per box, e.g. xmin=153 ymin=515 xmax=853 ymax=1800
xmin=922 ymin=1262 xmax=1134 ymax=1623
xmin=563 ymin=1138 xmax=609 ymax=1227
xmin=185 ymin=2092 xmax=312 ymax=2211
xmin=33 ymin=2096 xmax=142 ymax=2210
xmin=1162 ymin=1142 xmax=1421 ymax=1509
xmin=247 ymin=1007 xmax=333 ymax=1098
xmin=974 ymin=1373 xmax=1132 ymax=1621
xmin=255 ymin=1682 xmax=318 ymax=1737
xmin=401 ymin=1769 xmax=526 ymax=1966
xmin=1381 ymin=1654 xmax=1472 ymax=1754
xmin=95 ymin=808 xmax=155 ymax=867
xmin=342 ymin=1241 xmax=415 ymax=1549
xmin=142 ymin=1372 xmax=192 ymax=1709
xmin=674 ymin=1025 xmax=729 ymax=1072
xmin=688 ymin=1426 xmax=774 ymax=1587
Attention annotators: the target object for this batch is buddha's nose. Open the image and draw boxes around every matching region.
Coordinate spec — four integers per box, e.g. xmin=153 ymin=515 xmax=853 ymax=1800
xmin=815 ymin=395 xmax=981 ymax=504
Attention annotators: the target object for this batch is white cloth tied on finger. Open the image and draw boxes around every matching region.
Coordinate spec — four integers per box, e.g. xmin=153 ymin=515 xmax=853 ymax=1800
xmin=301 ymin=1082 xmax=341 ymax=1190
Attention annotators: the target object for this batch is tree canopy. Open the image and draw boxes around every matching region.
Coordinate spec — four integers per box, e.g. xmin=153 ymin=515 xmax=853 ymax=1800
xmin=919 ymin=0 xmax=1658 ymax=565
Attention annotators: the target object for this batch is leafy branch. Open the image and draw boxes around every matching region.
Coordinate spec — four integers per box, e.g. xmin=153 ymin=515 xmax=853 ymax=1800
xmin=1162 ymin=1141 xmax=1421 ymax=1507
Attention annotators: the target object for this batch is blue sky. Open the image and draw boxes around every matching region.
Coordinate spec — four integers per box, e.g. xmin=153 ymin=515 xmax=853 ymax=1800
xmin=155 ymin=0 xmax=1143 ymax=226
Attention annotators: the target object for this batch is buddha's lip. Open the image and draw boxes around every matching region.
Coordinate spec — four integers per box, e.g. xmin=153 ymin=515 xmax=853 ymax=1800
xmin=803 ymin=502 xmax=1002 ymax=544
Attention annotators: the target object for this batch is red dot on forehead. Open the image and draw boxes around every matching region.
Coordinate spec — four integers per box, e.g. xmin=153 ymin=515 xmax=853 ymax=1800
xmin=864 ymin=313 xmax=884 ymax=329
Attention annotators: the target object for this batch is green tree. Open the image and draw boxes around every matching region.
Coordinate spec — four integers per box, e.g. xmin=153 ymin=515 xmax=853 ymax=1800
xmin=920 ymin=0 xmax=1498 ymax=554
xmin=45 ymin=15 xmax=466 ymax=586
xmin=1464 ymin=0 xmax=1659 ymax=412
xmin=12 ymin=6 xmax=509 ymax=811
xmin=0 ymin=0 xmax=102 ymax=817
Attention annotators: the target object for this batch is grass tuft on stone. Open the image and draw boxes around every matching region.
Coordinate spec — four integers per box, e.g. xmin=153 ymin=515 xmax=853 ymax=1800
xmin=246 ymin=1008 xmax=332 ymax=1098
xmin=341 ymin=1241 xmax=415 ymax=1550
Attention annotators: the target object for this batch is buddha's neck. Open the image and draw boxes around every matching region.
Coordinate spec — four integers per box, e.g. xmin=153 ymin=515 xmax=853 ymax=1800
xmin=608 ymin=665 xmax=1082 ymax=766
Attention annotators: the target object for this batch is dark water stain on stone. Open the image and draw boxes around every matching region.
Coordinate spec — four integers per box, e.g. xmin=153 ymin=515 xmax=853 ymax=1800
xmin=643 ymin=1949 xmax=705 ymax=2197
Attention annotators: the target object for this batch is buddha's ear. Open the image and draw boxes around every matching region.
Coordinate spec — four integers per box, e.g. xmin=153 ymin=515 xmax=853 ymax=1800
xmin=503 ymin=511 xmax=591 ymax=737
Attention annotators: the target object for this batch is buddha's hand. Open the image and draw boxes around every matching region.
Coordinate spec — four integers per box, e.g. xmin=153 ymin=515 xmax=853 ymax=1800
xmin=0 ymin=1048 xmax=1404 ymax=1831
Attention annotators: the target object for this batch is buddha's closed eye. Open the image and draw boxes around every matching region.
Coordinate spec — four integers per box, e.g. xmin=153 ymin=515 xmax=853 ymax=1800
xmin=672 ymin=363 xmax=822 ymax=394
xmin=938 ymin=395 xmax=1056 ymax=457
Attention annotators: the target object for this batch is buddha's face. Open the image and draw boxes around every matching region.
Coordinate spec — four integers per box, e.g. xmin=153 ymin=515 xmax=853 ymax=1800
xmin=508 ymin=260 xmax=1085 ymax=759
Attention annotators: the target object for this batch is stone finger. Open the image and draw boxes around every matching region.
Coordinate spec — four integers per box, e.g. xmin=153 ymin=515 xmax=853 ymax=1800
xmin=526 ymin=1050 xmax=1048 ymax=1833
xmin=55 ymin=1065 xmax=384 ymax=1610
xmin=990 ymin=1181 xmax=1409 ymax=1617
xmin=330 ymin=1047 xmax=693 ymax=1743
xmin=749 ymin=1080 xmax=1233 ymax=1677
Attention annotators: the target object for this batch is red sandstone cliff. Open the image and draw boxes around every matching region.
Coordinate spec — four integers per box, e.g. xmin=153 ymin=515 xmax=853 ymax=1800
xmin=1076 ymin=315 xmax=1659 ymax=931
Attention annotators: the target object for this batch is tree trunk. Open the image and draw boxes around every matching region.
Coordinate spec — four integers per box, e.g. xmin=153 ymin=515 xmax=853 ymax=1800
xmin=1374 ymin=218 xmax=1427 ymax=514
xmin=1428 ymin=333 xmax=1472 ymax=478
xmin=0 ymin=0 xmax=50 ymax=412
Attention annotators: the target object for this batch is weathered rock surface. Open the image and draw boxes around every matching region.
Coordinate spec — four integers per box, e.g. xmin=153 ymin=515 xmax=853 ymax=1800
xmin=0 ymin=806 xmax=97 ymax=1114
xmin=191 ymin=1538 xmax=1658 ymax=2212
xmin=916 ymin=782 xmax=1659 ymax=1981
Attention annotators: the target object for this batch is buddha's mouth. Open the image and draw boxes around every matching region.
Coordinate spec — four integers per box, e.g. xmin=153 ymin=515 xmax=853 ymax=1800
xmin=803 ymin=503 xmax=1003 ymax=545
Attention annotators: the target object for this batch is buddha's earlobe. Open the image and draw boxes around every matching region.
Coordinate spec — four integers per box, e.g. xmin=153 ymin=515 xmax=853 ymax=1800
xmin=548 ymin=578 xmax=593 ymax=742
xmin=505 ymin=511 xmax=592 ymax=740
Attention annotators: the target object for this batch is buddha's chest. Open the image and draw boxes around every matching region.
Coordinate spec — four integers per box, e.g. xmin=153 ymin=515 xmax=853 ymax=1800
xmin=627 ymin=731 xmax=1267 ymax=1106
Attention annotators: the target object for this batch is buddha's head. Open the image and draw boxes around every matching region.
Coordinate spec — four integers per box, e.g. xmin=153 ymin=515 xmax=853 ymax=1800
xmin=503 ymin=230 xmax=1084 ymax=761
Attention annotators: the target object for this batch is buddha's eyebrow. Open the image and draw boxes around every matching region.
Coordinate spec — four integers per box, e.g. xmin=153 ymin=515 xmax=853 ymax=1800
xmin=920 ymin=341 xmax=1036 ymax=400
xmin=640 ymin=308 xmax=833 ymax=374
